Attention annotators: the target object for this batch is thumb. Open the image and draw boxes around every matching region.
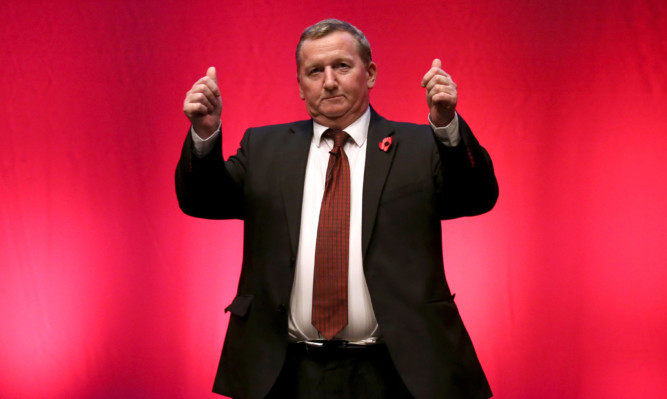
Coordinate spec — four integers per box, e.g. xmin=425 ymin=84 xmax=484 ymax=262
xmin=207 ymin=66 xmax=218 ymax=83
xmin=432 ymin=58 xmax=442 ymax=69
xmin=207 ymin=66 xmax=221 ymax=99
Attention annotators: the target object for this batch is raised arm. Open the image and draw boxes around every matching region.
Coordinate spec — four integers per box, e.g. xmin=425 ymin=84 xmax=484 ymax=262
xmin=176 ymin=67 xmax=245 ymax=220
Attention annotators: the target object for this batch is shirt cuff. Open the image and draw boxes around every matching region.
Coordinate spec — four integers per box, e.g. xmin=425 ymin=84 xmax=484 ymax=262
xmin=429 ymin=112 xmax=460 ymax=147
xmin=191 ymin=123 xmax=221 ymax=158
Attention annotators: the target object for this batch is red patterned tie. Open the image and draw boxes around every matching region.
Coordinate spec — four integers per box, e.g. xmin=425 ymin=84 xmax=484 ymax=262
xmin=312 ymin=129 xmax=350 ymax=340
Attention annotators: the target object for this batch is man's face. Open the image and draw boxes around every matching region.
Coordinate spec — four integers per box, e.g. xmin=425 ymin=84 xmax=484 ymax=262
xmin=297 ymin=31 xmax=377 ymax=129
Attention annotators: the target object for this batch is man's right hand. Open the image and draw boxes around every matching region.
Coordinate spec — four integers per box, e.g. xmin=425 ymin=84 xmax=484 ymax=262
xmin=183 ymin=66 xmax=222 ymax=139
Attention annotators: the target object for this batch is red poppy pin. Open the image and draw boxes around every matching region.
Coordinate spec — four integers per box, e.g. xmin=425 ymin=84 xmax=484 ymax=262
xmin=379 ymin=136 xmax=393 ymax=152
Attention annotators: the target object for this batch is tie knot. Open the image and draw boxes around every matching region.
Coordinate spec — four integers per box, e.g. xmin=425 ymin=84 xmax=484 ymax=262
xmin=324 ymin=129 xmax=349 ymax=149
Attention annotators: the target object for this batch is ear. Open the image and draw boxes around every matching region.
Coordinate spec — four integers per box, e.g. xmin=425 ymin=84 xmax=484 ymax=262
xmin=366 ymin=61 xmax=377 ymax=89
xmin=297 ymin=74 xmax=305 ymax=100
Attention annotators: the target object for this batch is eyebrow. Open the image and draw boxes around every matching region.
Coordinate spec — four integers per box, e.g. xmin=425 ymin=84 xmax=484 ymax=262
xmin=304 ymin=55 xmax=355 ymax=68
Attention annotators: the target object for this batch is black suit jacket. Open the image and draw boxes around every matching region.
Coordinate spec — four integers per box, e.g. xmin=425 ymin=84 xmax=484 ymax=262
xmin=176 ymin=109 xmax=498 ymax=399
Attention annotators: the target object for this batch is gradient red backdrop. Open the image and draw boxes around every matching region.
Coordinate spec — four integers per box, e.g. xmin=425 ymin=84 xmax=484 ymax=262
xmin=1 ymin=1 xmax=665 ymax=398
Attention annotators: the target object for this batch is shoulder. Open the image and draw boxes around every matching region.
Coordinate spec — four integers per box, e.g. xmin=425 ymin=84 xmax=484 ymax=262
xmin=370 ymin=110 xmax=435 ymax=151
xmin=237 ymin=119 xmax=313 ymax=148
xmin=371 ymin=108 xmax=431 ymax=134
xmin=232 ymin=119 xmax=313 ymax=162
xmin=246 ymin=119 xmax=312 ymax=136
xmin=389 ymin=120 xmax=432 ymax=135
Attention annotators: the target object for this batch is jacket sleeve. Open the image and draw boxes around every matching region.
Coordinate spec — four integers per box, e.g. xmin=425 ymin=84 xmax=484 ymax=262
xmin=434 ymin=115 xmax=499 ymax=220
xmin=175 ymin=128 xmax=248 ymax=220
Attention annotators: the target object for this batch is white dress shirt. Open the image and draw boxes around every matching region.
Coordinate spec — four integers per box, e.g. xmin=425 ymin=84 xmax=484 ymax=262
xmin=289 ymin=109 xmax=374 ymax=342
xmin=191 ymin=107 xmax=461 ymax=342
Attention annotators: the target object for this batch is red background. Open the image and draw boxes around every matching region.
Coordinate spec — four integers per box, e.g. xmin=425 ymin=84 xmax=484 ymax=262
xmin=1 ymin=1 xmax=665 ymax=398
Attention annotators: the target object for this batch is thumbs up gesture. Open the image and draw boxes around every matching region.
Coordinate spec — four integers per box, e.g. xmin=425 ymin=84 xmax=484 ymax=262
xmin=183 ymin=66 xmax=223 ymax=139
xmin=421 ymin=59 xmax=457 ymax=127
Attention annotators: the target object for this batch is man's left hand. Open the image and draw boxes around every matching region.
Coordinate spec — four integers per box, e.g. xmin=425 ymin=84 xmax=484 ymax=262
xmin=421 ymin=58 xmax=457 ymax=127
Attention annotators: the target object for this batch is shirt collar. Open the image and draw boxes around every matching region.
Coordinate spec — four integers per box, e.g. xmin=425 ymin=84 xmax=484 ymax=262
xmin=313 ymin=107 xmax=370 ymax=148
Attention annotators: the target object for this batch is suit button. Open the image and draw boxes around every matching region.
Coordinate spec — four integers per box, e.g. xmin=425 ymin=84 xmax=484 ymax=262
xmin=278 ymin=304 xmax=287 ymax=313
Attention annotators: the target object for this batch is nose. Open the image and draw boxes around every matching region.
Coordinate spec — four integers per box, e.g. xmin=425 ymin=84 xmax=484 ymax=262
xmin=323 ymin=67 xmax=337 ymax=90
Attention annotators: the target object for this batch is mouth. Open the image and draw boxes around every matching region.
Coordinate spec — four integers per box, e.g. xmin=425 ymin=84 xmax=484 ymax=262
xmin=323 ymin=95 xmax=344 ymax=100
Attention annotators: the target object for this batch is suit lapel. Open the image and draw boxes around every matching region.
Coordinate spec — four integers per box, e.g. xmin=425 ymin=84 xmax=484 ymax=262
xmin=362 ymin=109 xmax=396 ymax=260
xmin=280 ymin=120 xmax=313 ymax=257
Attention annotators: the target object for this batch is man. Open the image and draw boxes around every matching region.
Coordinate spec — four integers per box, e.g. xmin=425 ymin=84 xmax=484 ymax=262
xmin=177 ymin=19 xmax=497 ymax=399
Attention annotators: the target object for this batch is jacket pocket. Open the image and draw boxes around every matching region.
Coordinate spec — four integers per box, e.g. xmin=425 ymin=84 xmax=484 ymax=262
xmin=224 ymin=294 xmax=253 ymax=317
xmin=426 ymin=293 xmax=456 ymax=304
xmin=380 ymin=181 xmax=425 ymax=204
xmin=426 ymin=295 xmax=462 ymax=332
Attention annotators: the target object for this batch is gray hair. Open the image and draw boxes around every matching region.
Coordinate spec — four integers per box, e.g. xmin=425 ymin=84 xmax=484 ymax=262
xmin=296 ymin=19 xmax=372 ymax=70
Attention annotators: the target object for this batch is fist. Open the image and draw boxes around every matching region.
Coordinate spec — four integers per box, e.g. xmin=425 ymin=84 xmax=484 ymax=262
xmin=421 ymin=59 xmax=457 ymax=127
xmin=183 ymin=66 xmax=222 ymax=139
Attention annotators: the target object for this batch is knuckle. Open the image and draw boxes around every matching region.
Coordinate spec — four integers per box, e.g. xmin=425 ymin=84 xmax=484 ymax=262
xmin=195 ymin=92 xmax=210 ymax=104
xmin=195 ymin=83 xmax=210 ymax=93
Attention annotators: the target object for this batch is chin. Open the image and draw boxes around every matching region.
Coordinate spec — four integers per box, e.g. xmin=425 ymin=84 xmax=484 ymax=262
xmin=319 ymin=105 xmax=349 ymax=117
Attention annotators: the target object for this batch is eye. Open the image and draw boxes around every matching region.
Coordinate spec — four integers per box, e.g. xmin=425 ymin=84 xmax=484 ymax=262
xmin=308 ymin=67 xmax=323 ymax=76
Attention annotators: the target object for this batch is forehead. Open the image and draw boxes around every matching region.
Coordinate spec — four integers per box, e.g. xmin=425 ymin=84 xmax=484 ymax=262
xmin=299 ymin=31 xmax=361 ymax=66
